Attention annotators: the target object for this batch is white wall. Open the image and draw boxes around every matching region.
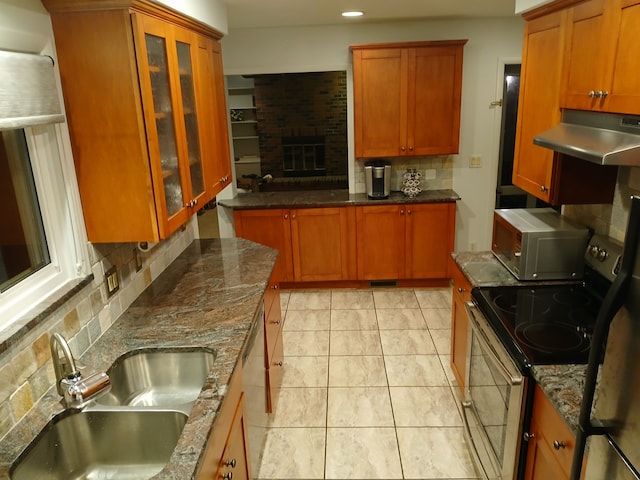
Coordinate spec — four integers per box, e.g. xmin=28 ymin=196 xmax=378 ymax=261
xmin=221 ymin=17 xmax=525 ymax=251
xmin=156 ymin=0 xmax=228 ymax=34
xmin=515 ymin=0 xmax=555 ymax=14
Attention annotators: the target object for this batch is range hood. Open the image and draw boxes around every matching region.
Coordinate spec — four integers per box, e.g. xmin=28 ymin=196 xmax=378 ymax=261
xmin=533 ymin=109 xmax=640 ymax=166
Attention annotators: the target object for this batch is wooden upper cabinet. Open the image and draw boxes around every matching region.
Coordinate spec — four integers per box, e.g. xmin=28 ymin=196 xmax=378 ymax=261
xmin=561 ymin=0 xmax=640 ymax=114
xmin=513 ymin=11 xmax=565 ymax=204
xmin=42 ymin=0 xmax=230 ymax=243
xmin=352 ymin=40 xmax=466 ymax=158
xmin=513 ymin=7 xmax=618 ymax=205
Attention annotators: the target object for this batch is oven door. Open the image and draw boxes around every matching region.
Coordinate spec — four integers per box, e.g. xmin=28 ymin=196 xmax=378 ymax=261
xmin=462 ymin=301 xmax=528 ymax=480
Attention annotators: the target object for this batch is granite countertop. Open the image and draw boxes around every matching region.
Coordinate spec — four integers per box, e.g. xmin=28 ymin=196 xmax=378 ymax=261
xmin=453 ymin=251 xmax=587 ymax=436
xmin=217 ymin=188 xmax=460 ymax=210
xmin=0 ymin=238 xmax=278 ymax=479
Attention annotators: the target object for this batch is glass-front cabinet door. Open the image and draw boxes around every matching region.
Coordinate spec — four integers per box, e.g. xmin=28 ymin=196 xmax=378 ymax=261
xmin=175 ymin=36 xmax=205 ymax=202
xmin=133 ymin=13 xmax=206 ymax=237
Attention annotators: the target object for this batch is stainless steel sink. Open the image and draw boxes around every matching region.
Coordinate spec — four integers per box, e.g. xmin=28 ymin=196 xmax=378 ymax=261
xmin=96 ymin=347 xmax=216 ymax=409
xmin=10 ymin=409 xmax=187 ymax=480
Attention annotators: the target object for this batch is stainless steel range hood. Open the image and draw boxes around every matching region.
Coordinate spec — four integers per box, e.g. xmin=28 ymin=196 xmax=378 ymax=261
xmin=533 ymin=109 xmax=640 ymax=166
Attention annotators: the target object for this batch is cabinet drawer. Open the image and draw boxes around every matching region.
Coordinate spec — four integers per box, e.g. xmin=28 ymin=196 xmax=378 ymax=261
xmin=451 ymin=262 xmax=472 ymax=303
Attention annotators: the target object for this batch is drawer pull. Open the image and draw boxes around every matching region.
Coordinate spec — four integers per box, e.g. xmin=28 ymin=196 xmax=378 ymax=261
xmin=523 ymin=432 xmax=535 ymax=441
xmin=222 ymin=473 xmax=233 ymax=480
xmin=457 ymin=287 xmax=465 ymax=293
xmin=225 ymin=458 xmax=237 ymax=468
xmin=275 ymin=361 xmax=283 ymax=367
xmin=553 ymin=440 xmax=566 ymax=450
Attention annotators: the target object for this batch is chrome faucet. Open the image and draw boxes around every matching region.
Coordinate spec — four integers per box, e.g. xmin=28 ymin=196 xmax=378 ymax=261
xmin=50 ymin=333 xmax=111 ymax=408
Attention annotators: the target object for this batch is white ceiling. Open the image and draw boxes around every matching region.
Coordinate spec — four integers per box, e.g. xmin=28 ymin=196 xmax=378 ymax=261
xmin=223 ymin=0 xmax=518 ymax=29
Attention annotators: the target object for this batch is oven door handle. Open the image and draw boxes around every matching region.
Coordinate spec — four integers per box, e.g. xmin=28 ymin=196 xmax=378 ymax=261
xmin=465 ymin=301 xmax=523 ymax=386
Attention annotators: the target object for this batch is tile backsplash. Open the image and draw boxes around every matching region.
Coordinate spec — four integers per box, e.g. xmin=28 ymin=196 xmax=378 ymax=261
xmin=353 ymin=155 xmax=454 ymax=194
xmin=563 ymin=167 xmax=640 ymax=243
xmin=0 ymin=219 xmax=196 ymax=441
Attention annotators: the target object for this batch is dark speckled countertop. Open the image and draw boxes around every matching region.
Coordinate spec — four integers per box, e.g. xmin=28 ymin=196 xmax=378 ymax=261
xmin=217 ymin=188 xmax=460 ymax=210
xmin=0 ymin=238 xmax=278 ymax=479
xmin=453 ymin=251 xmax=588 ymax=436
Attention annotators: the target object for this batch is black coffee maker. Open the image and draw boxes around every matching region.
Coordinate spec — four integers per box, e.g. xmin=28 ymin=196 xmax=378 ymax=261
xmin=364 ymin=160 xmax=391 ymax=199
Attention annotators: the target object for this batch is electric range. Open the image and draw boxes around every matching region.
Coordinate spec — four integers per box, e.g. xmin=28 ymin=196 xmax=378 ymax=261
xmin=471 ymin=234 xmax=622 ymax=372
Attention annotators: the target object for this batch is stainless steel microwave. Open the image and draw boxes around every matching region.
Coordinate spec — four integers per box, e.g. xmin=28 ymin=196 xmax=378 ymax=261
xmin=492 ymin=208 xmax=589 ymax=280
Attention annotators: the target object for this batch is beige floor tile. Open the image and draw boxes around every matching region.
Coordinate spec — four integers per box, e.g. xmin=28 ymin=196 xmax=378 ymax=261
xmin=429 ymin=328 xmax=451 ymax=355
xmin=422 ymin=308 xmax=452 ymax=329
xmin=279 ymin=291 xmax=291 ymax=312
xmin=327 ymin=386 xmax=394 ymax=427
xmin=329 ymin=356 xmax=387 ymax=387
xmin=287 ymin=290 xmax=332 ymax=310
xmin=390 ymin=386 xmax=462 ymax=426
xmin=269 ymin=387 xmax=327 ymax=427
xmin=384 ymin=354 xmax=450 ymax=386
xmin=330 ymin=330 xmax=382 ymax=356
xmin=373 ymin=289 xmax=419 ymax=309
xmin=284 ymin=310 xmax=331 ymax=331
xmin=396 ymin=427 xmax=477 ymax=479
xmin=283 ymin=331 xmax=329 ymax=356
xmin=331 ymin=290 xmax=375 ymax=309
xmin=376 ymin=309 xmax=427 ymax=330
xmin=330 ymin=309 xmax=377 ymax=330
xmin=379 ymin=329 xmax=437 ymax=355
xmin=325 ymin=427 xmax=402 ymax=479
xmin=414 ymin=288 xmax=452 ymax=309
xmin=281 ymin=356 xmax=329 ymax=388
xmin=258 ymin=427 xmax=326 ymax=479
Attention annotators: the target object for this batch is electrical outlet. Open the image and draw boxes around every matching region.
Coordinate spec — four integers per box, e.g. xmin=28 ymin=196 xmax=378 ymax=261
xmin=133 ymin=247 xmax=142 ymax=272
xmin=105 ymin=267 xmax=119 ymax=297
xmin=470 ymin=242 xmax=477 ymax=251
xmin=470 ymin=155 xmax=482 ymax=168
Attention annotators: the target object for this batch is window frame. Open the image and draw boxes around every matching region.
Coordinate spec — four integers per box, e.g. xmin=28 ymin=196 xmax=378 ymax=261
xmin=0 ymin=120 xmax=90 ymax=331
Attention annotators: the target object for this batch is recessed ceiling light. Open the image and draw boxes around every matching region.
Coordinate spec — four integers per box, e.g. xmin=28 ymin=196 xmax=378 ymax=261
xmin=342 ymin=11 xmax=364 ymax=18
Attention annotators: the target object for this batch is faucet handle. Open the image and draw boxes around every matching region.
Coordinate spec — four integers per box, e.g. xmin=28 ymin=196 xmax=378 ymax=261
xmin=63 ymin=371 xmax=111 ymax=408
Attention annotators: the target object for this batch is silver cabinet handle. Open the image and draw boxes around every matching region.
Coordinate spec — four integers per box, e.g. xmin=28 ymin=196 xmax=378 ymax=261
xmin=524 ymin=432 xmax=535 ymax=441
xmin=553 ymin=440 xmax=566 ymax=450
xmin=225 ymin=458 xmax=237 ymax=468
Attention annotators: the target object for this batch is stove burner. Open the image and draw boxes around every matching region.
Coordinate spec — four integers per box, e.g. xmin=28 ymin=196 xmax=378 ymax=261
xmin=493 ymin=292 xmax=551 ymax=317
xmin=515 ymin=322 xmax=589 ymax=353
xmin=553 ymin=290 xmax=593 ymax=308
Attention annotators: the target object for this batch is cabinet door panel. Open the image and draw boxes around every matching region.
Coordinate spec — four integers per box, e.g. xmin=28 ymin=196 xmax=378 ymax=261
xmin=410 ymin=46 xmax=463 ymax=155
xmin=290 ymin=207 xmax=355 ymax=282
xmin=604 ymin=0 xmax=640 ymax=114
xmin=356 ymin=205 xmax=404 ymax=280
xmin=266 ymin=333 xmax=284 ymax=413
xmin=404 ymin=203 xmax=455 ymax=279
xmin=135 ymin=13 xmax=190 ymax=237
xmin=174 ymin=31 xmax=205 ymax=202
xmin=217 ymin=395 xmax=251 ymax=480
xmin=353 ymin=48 xmax=406 ymax=157
xmin=234 ymin=209 xmax=293 ymax=282
xmin=450 ymin=263 xmax=471 ymax=393
xmin=562 ymin=0 xmax=607 ymax=110
xmin=513 ymin=12 xmax=564 ymax=202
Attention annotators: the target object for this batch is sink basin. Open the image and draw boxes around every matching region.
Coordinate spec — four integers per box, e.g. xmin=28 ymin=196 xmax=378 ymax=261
xmin=96 ymin=347 xmax=216 ymax=409
xmin=10 ymin=409 xmax=187 ymax=480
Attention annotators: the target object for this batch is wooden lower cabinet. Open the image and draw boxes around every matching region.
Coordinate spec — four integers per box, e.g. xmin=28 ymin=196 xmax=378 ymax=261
xmin=234 ymin=207 xmax=356 ymax=283
xmin=197 ymin=365 xmax=251 ymax=480
xmin=356 ymin=202 xmax=456 ymax=280
xmin=524 ymin=385 xmax=585 ymax=480
xmin=450 ymin=262 xmax=471 ymax=393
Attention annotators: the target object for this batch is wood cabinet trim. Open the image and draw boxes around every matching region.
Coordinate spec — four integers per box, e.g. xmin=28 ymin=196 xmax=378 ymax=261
xmin=42 ymin=0 xmax=223 ymax=39
xmin=350 ymin=39 xmax=468 ymax=51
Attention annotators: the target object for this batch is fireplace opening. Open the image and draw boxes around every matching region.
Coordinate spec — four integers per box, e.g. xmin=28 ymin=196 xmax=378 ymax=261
xmin=282 ymin=135 xmax=325 ymax=177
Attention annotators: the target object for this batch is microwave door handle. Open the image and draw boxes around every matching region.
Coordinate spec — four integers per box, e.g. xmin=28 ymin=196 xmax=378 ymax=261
xmin=465 ymin=302 xmax=523 ymax=386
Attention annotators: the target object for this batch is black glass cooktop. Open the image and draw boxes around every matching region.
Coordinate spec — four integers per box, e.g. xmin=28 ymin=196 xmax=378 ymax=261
xmin=472 ymin=282 xmax=606 ymax=369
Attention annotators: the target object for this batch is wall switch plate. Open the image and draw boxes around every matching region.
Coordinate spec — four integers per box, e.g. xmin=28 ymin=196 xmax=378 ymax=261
xmin=133 ymin=247 xmax=142 ymax=272
xmin=105 ymin=267 xmax=119 ymax=297
xmin=470 ymin=155 xmax=482 ymax=168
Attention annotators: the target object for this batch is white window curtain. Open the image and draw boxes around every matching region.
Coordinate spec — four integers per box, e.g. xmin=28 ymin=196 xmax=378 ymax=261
xmin=0 ymin=50 xmax=65 ymax=130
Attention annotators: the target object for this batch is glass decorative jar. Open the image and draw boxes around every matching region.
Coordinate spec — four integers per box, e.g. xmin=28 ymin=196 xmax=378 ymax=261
xmin=402 ymin=169 xmax=422 ymax=198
